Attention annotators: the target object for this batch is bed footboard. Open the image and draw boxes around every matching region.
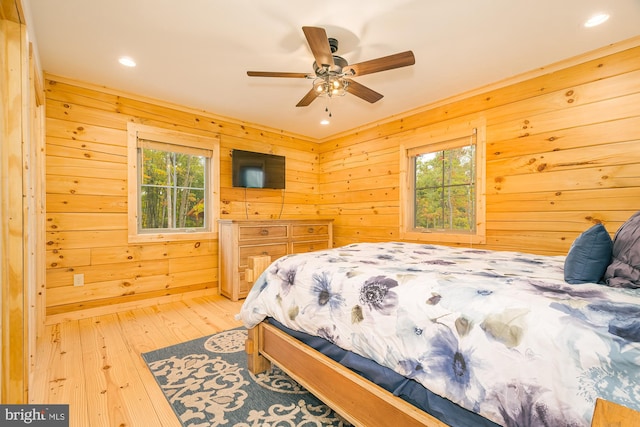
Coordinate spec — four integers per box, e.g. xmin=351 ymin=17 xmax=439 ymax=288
xmin=244 ymin=255 xmax=273 ymax=374
xmin=245 ymin=324 xmax=271 ymax=373
xmin=248 ymin=321 xmax=449 ymax=427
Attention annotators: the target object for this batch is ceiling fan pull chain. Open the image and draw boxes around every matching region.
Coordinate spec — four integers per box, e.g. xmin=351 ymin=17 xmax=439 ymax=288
xmin=325 ymin=99 xmax=333 ymax=119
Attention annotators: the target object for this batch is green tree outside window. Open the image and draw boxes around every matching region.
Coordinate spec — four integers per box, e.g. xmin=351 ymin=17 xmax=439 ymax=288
xmin=139 ymin=148 xmax=207 ymax=231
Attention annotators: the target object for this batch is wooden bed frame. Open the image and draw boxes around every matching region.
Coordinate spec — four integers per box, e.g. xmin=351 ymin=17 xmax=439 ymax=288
xmin=243 ymin=255 xmax=639 ymax=427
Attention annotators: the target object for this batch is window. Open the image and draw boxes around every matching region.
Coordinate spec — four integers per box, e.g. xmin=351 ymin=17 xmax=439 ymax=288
xmin=413 ymin=140 xmax=476 ymax=231
xmin=127 ymin=123 xmax=220 ymax=242
xmin=139 ymin=146 xmax=207 ymax=231
xmin=400 ymin=120 xmax=485 ymax=244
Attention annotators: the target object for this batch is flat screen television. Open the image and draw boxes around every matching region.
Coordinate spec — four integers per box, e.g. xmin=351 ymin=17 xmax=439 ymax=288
xmin=232 ymin=149 xmax=286 ymax=189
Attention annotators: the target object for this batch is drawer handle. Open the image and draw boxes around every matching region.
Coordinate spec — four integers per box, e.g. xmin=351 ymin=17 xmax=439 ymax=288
xmin=307 ymin=227 xmax=315 ymax=233
xmin=260 ymin=229 xmax=269 ymax=236
xmin=261 ymin=251 xmax=269 ymax=255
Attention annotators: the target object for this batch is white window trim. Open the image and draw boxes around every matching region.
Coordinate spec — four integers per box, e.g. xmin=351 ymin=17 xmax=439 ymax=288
xmin=127 ymin=123 xmax=220 ymax=243
xmin=399 ymin=118 xmax=486 ymax=245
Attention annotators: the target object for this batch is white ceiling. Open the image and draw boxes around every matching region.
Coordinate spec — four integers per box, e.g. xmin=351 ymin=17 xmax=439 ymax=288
xmin=24 ymin=0 xmax=640 ymax=140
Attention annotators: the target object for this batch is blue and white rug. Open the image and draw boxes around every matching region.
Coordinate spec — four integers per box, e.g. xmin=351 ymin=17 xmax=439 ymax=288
xmin=142 ymin=328 xmax=350 ymax=426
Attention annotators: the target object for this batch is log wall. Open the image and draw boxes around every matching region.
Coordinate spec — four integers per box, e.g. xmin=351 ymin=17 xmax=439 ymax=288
xmin=1 ymin=0 xmax=46 ymax=403
xmin=44 ymin=77 xmax=320 ymax=321
xmin=318 ymin=39 xmax=640 ymax=253
xmin=44 ymin=37 xmax=640 ymax=318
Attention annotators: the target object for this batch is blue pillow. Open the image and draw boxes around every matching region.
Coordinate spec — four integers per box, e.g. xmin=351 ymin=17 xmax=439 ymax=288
xmin=564 ymin=223 xmax=613 ymax=284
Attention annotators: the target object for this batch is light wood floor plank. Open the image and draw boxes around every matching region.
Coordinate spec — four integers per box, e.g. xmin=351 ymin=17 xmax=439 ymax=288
xmin=116 ymin=308 xmax=183 ymax=427
xmin=189 ymin=294 xmax=244 ymax=329
xmin=140 ymin=304 xmax=204 ymax=345
xmin=57 ymin=322 xmax=89 ymax=418
xmin=100 ymin=314 xmax=168 ymax=426
xmin=30 ymin=323 xmax=59 ymax=404
xmin=32 ymin=294 xmax=244 ymax=427
xmin=168 ymin=300 xmax=225 ymax=337
xmin=187 ymin=295 xmax=244 ymax=330
xmin=31 ymin=321 xmax=91 ymax=426
xmin=78 ymin=315 xmax=144 ymax=427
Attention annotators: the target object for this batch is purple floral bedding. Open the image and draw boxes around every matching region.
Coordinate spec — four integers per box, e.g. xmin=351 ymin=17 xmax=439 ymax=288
xmin=238 ymin=242 xmax=640 ymax=426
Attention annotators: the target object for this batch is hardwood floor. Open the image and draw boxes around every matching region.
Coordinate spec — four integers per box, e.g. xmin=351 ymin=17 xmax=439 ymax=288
xmin=30 ymin=294 xmax=244 ymax=427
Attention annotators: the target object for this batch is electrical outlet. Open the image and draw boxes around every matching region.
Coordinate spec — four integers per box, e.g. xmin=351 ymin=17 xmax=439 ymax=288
xmin=73 ymin=273 xmax=84 ymax=287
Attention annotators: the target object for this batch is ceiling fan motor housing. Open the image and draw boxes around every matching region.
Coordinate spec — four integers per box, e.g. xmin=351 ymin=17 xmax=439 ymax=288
xmin=328 ymin=37 xmax=339 ymax=53
xmin=313 ymin=55 xmax=348 ymax=76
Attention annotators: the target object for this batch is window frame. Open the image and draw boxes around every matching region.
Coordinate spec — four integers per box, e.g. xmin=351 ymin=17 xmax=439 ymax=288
xmin=127 ymin=123 xmax=220 ymax=243
xmin=399 ymin=118 xmax=486 ymax=244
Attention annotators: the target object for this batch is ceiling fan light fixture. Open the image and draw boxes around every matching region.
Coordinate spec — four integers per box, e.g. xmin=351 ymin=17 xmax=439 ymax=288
xmin=313 ymin=76 xmax=348 ymax=98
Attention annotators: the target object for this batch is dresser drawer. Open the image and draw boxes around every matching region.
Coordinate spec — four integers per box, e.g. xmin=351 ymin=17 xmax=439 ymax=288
xmin=219 ymin=219 xmax=332 ymax=301
xmin=239 ymin=225 xmax=288 ymax=241
xmin=239 ymin=243 xmax=288 ymax=268
xmin=291 ymin=224 xmax=329 ymax=238
xmin=291 ymin=240 xmax=329 ymax=254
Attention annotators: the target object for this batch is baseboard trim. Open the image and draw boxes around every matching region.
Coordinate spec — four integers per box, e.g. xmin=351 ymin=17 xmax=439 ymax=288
xmin=44 ymin=288 xmax=218 ymax=325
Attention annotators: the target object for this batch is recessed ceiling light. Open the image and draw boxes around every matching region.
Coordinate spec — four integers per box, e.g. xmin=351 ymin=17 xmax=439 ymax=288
xmin=320 ymin=119 xmax=330 ymax=125
xmin=118 ymin=56 xmax=136 ymax=67
xmin=584 ymin=13 xmax=609 ymax=28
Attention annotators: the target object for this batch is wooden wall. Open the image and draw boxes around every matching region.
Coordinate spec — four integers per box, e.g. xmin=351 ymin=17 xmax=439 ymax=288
xmin=44 ymin=77 xmax=319 ymax=321
xmin=44 ymin=37 xmax=640 ymax=319
xmin=0 ymin=5 xmax=25 ymax=404
xmin=318 ymin=39 xmax=640 ymax=254
xmin=1 ymin=0 xmax=46 ymax=404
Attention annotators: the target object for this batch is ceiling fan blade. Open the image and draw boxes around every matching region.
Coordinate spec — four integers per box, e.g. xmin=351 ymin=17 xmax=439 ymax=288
xmin=296 ymin=88 xmax=319 ymax=107
xmin=247 ymin=71 xmax=309 ymax=78
xmin=345 ymin=79 xmax=383 ymax=103
xmin=302 ymin=26 xmax=335 ymax=68
xmin=345 ymin=51 xmax=415 ymax=77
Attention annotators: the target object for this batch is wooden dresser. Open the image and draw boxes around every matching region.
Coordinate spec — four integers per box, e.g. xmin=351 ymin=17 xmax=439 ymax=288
xmin=218 ymin=219 xmax=333 ymax=301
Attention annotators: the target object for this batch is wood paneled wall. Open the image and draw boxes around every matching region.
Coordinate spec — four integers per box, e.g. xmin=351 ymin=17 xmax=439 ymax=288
xmin=318 ymin=39 xmax=640 ymax=254
xmin=1 ymin=9 xmax=26 ymax=405
xmin=44 ymin=77 xmax=319 ymax=321
xmin=1 ymin=0 xmax=46 ymax=404
xmin=44 ymin=37 xmax=640 ymax=318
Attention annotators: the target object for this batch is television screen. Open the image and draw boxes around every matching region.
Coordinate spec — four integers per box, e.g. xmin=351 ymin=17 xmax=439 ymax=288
xmin=232 ymin=149 xmax=286 ymax=189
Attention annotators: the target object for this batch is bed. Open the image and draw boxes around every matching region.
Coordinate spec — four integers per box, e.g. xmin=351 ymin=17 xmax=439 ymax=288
xmin=237 ymin=239 xmax=640 ymax=427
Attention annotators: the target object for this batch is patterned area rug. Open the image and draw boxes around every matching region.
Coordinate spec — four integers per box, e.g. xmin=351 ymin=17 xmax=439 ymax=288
xmin=142 ymin=328 xmax=351 ymax=426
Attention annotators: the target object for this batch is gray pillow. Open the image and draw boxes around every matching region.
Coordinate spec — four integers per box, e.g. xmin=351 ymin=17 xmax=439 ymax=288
xmin=564 ymin=223 xmax=612 ymax=284
xmin=604 ymin=211 xmax=640 ymax=289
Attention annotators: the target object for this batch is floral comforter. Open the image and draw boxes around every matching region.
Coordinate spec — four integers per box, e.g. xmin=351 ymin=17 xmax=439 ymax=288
xmin=238 ymin=242 xmax=640 ymax=426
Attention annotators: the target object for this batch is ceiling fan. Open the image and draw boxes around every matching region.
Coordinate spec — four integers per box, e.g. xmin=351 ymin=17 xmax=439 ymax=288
xmin=247 ymin=26 xmax=415 ymax=107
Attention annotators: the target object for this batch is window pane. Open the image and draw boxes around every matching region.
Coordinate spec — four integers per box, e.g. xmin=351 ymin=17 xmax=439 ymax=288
xmin=140 ymin=186 xmax=169 ymax=229
xmin=414 ymin=143 xmax=476 ymax=232
xmin=444 ymin=184 xmax=475 ymax=231
xmin=175 ymin=188 xmax=205 ymax=228
xmin=139 ymin=147 xmax=207 ymax=231
xmin=415 ymin=187 xmax=444 ymax=228
xmin=446 ymin=146 xmax=475 ymax=186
